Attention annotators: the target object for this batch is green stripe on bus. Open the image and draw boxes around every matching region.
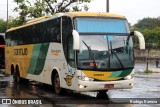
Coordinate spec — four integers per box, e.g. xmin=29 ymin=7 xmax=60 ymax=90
xmin=27 ymin=44 xmax=42 ymax=74
xmin=28 ymin=43 xmax=49 ymax=75
xmin=34 ymin=43 xmax=49 ymax=75
xmin=109 ymin=71 xmax=122 ymax=78
xmin=118 ymin=69 xmax=132 ymax=77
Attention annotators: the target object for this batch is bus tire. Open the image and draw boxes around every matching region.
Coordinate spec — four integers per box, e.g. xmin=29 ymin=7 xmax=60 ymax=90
xmin=13 ymin=71 xmax=20 ymax=83
xmin=97 ymin=90 xmax=109 ymax=99
xmin=13 ymin=69 xmax=29 ymax=84
xmin=53 ymin=72 xmax=65 ymax=95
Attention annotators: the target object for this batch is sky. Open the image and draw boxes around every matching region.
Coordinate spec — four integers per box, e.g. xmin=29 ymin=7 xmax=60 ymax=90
xmin=89 ymin=0 xmax=160 ymax=25
xmin=0 ymin=0 xmax=160 ymax=25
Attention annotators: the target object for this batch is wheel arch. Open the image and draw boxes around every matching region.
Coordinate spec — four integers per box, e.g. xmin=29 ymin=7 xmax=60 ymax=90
xmin=51 ymin=68 xmax=60 ymax=85
xmin=51 ymin=68 xmax=65 ymax=95
xmin=15 ymin=64 xmax=20 ymax=76
xmin=11 ymin=64 xmax=14 ymax=75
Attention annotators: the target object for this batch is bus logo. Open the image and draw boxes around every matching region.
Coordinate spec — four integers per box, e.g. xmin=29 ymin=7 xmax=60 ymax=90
xmin=14 ymin=48 xmax=28 ymax=55
xmin=51 ymin=49 xmax=61 ymax=56
xmin=64 ymin=75 xmax=74 ymax=86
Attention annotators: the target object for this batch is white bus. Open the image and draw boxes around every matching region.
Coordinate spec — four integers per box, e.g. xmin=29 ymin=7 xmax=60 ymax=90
xmin=5 ymin=12 xmax=145 ymax=95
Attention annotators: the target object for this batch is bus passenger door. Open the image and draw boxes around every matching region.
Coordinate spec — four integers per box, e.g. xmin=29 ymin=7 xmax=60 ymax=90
xmin=62 ymin=16 xmax=77 ymax=90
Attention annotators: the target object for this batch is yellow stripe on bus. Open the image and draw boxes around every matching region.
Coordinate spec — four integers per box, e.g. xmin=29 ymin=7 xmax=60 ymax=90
xmin=82 ymin=70 xmax=122 ymax=81
xmin=5 ymin=45 xmax=34 ymax=78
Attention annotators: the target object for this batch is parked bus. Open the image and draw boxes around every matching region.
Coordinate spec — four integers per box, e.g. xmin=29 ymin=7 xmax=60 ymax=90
xmin=0 ymin=33 xmax=5 ymax=73
xmin=5 ymin=12 xmax=145 ymax=95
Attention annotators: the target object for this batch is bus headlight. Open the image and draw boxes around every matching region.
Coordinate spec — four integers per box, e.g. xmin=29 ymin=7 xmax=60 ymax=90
xmin=124 ymin=74 xmax=134 ymax=80
xmin=78 ymin=76 xmax=94 ymax=81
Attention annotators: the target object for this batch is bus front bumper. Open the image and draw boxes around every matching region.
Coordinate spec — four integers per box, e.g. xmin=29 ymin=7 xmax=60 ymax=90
xmin=77 ymin=78 xmax=134 ymax=92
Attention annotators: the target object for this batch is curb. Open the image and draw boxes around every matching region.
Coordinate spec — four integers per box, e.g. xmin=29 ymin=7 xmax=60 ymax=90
xmin=134 ymin=75 xmax=160 ymax=79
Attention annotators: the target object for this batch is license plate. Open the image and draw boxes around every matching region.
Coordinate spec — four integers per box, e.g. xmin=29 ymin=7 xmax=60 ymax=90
xmin=104 ymin=84 xmax=114 ymax=88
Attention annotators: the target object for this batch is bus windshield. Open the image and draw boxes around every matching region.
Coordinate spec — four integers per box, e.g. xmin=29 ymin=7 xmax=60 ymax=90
xmin=75 ymin=17 xmax=130 ymax=34
xmin=75 ymin=18 xmax=133 ymax=71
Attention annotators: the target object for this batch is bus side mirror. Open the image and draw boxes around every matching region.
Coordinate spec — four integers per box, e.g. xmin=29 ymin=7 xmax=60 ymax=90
xmin=133 ymin=31 xmax=145 ymax=49
xmin=72 ymin=30 xmax=80 ymax=50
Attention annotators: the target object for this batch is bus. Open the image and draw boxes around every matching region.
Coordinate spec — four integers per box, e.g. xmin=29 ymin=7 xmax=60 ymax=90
xmin=0 ymin=33 xmax=5 ymax=73
xmin=5 ymin=12 xmax=145 ymax=95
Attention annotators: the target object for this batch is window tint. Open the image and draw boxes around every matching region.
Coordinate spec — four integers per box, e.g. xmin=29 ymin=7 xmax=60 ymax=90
xmin=6 ymin=17 xmax=61 ymax=46
xmin=62 ymin=16 xmax=74 ymax=67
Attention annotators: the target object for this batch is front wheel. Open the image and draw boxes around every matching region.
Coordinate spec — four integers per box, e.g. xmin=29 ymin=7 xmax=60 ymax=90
xmin=53 ymin=72 xmax=65 ymax=95
xmin=96 ymin=90 xmax=109 ymax=99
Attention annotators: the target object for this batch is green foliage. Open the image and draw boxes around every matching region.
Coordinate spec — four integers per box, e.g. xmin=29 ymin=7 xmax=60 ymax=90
xmin=8 ymin=16 xmax=23 ymax=28
xmin=0 ymin=19 xmax=7 ymax=33
xmin=134 ymin=17 xmax=160 ymax=30
xmin=133 ymin=17 xmax=160 ymax=47
xmin=0 ymin=17 xmax=23 ymax=33
xmin=141 ymin=27 xmax=160 ymax=47
xmin=144 ymin=70 xmax=152 ymax=73
xmin=13 ymin=0 xmax=92 ymax=23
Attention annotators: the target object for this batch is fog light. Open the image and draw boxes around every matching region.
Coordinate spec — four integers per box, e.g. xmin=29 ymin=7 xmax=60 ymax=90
xmin=129 ymin=83 xmax=134 ymax=87
xmin=79 ymin=84 xmax=85 ymax=89
xmin=78 ymin=84 xmax=87 ymax=89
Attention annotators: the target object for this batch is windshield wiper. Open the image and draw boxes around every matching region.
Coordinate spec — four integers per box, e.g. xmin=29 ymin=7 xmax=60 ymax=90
xmin=82 ymin=40 xmax=97 ymax=69
xmin=110 ymin=41 xmax=125 ymax=69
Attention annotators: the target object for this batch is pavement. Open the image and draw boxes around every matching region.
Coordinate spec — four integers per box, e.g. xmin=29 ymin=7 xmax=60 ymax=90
xmin=148 ymin=68 xmax=160 ymax=73
xmin=0 ymin=73 xmax=4 ymax=77
xmin=134 ymin=63 xmax=160 ymax=73
xmin=0 ymin=73 xmax=13 ymax=81
xmin=135 ymin=73 xmax=160 ymax=79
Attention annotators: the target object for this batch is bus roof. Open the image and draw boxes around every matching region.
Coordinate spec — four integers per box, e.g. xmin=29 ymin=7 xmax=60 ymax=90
xmin=66 ymin=12 xmax=125 ymax=18
xmin=6 ymin=12 xmax=126 ymax=32
xmin=6 ymin=16 xmax=50 ymax=32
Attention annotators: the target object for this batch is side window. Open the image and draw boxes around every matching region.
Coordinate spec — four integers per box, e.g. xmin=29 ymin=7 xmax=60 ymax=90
xmin=62 ymin=16 xmax=74 ymax=67
xmin=6 ymin=32 xmax=11 ymax=46
xmin=48 ymin=18 xmax=61 ymax=43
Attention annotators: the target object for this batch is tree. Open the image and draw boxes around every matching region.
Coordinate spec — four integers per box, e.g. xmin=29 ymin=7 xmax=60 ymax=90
xmin=8 ymin=16 xmax=23 ymax=28
xmin=134 ymin=17 xmax=160 ymax=30
xmin=0 ymin=17 xmax=23 ymax=33
xmin=0 ymin=19 xmax=6 ymax=33
xmin=141 ymin=27 xmax=160 ymax=47
xmin=14 ymin=0 xmax=92 ymax=23
xmin=133 ymin=17 xmax=160 ymax=47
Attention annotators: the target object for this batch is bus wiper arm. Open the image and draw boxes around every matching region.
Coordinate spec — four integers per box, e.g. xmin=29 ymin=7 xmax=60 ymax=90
xmin=111 ymin=50 xmax=125 ymax=69
xmin=110 ymin=41 xmax=125 ymax=69
xmin=82 ymin=40 xmax=97 ymax=69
